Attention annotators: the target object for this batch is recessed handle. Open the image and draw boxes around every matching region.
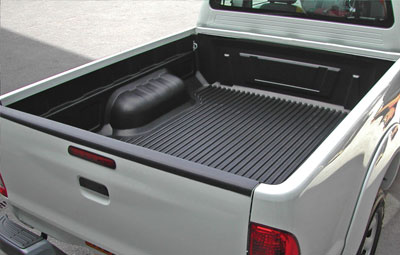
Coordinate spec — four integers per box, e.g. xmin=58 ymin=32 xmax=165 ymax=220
xmin=79 ymin=177 xmax=109 ymax=197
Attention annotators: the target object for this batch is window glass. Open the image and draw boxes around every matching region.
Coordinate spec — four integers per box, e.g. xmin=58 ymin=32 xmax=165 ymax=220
xmin=211 ymin=0 xmax=394 ymax=28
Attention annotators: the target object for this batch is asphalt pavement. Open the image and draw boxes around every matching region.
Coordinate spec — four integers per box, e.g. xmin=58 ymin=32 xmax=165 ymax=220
xmin=0 ymin=1 xmax=399 ymax=255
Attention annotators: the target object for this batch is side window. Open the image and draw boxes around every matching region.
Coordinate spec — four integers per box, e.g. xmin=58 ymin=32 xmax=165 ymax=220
xmin=212 ymin=0 xmax=394 ymax=28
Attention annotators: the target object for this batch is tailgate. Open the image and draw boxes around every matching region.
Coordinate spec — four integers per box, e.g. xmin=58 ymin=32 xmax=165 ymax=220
xmin=0 ymin=114 xmax=255 ymax=255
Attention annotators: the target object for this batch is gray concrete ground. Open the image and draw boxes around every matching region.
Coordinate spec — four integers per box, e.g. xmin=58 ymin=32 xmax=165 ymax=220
xmin=1 ymin=0 xmax=202 ymax=93
xmin=0 ymin=1 xmax=399 ymax=254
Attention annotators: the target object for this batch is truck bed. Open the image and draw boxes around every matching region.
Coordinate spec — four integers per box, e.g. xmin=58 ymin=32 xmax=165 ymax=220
xmin=117 ymin=85 xmax=346 ymax=184
xmin=5 ymin=34 xmax=390 ymax=187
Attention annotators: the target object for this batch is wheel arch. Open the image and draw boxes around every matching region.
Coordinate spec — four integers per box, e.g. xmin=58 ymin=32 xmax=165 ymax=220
xmin=342 ymin=123 xmax=400 ymax=255
xmin=381 ymin=150 xmax=400 ymax=190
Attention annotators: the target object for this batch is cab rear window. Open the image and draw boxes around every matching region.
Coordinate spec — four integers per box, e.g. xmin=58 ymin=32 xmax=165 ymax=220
xmin=211 ymin=0 xmax=394 ymax=28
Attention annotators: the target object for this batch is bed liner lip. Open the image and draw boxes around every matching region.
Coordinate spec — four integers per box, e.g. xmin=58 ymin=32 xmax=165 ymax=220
xmin=0 ymin=105 xmax=259 ymax=197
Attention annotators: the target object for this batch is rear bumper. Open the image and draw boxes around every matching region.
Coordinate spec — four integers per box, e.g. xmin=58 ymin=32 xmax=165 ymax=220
xmin=0 ymin=214 xmax=65 ymax=255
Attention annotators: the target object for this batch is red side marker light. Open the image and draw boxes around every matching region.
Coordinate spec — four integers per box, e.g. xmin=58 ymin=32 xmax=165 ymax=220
xmin=0 ymin=173 xmax=8 ymax=198
xmin=249 ymin=222 xmax=300 ymax=255
xmin=68 ymin=146 xmax=116 ymax=169
xmin=85 ymin=241 xmax=114 ymax=255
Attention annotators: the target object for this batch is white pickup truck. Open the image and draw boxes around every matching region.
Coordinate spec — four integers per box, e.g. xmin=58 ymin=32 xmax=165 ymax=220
xmin=1 ymin=1 xmax=399 ymax=255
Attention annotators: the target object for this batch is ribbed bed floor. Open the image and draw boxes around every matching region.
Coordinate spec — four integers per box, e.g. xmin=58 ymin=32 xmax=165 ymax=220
xmin=119 ymin=85 xmax=347 ymax=184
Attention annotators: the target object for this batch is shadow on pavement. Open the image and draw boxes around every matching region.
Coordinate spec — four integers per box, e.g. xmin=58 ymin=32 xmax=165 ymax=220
xmin=0 ymin=28 xmax=92 ymax=95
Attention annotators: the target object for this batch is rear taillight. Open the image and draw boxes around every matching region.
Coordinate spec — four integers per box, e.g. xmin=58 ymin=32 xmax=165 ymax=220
xmin=249 ymin=222 xmax=300 ymax=255
xmin=0 ymin=173 xmax=8 ymax=198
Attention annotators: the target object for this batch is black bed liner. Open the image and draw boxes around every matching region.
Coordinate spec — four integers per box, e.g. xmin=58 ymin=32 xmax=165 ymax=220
xmin=118 ymin=85 xmax=347 ymax=184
